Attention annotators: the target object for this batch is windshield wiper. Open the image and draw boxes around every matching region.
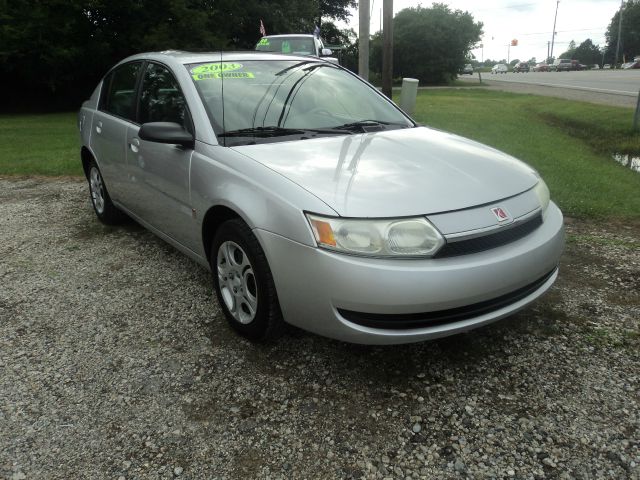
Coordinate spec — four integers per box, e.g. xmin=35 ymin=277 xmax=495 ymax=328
xmin=218 ymin=126 xmax=306 ymax=138
xmin=335 ymin=119 xmax=409 ymax=132
xmin=275 ymin=61 xmax=317 ymax=76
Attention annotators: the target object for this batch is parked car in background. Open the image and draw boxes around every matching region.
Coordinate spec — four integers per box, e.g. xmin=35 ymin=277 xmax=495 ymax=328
xmin=255 ymin=34 xmax=338 ymax=64
xmin=603 ymin=63 xmax=611 ymax=69
xmin=513 ymin=62 xmax=530 ymax=73
xmin=552 ymin=59 xmax=573 ymax=71
xmin=622 ymin=61 xmax=640 ymax=69
xmin=461 ymin=64 xmax=474 ymax=75
xmin=78 ymin=51 xmax=564 ymax=345
xmin=533 ymin=63 xmax=550 ymax=72
xmin=592 ymin=64 xmax=600 ymax=70
xmin=491 ymin=63 xmax=508 ymax=74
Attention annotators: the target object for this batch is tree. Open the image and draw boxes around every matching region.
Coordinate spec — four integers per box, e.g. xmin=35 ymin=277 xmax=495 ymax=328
xmin=559 ymin=39 xmax=577 ymax=59
xmin=372 ymin=4 xmax=482 ymax=84
xmin=572 ymin=39 xmax=603 ymax=65
xmin=321 ymin=22 xmax=358 ymax=72
xmin=605 ymin=0 xmax=640 ymax=64
xmin=319 ymin=0 xmax=357 ymax=23
xmin=509 ymin=59 xmax=520 ymax=67
xmin=0 ymin=0 xmax=357 ymax=110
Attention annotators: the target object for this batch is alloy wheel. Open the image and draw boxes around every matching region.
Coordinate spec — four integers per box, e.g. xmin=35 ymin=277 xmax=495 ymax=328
xmin=216 ymin=241 xmax=258 ymax=324
xmin=89 ymin=167 xmax=105 ymax=214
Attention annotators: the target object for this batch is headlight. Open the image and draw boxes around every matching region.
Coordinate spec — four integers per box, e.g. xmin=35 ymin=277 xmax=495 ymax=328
xmin=305 ymin=213 xmax=445 ymax=258
xmin=533 ymin=179 xmax=550 ymax=214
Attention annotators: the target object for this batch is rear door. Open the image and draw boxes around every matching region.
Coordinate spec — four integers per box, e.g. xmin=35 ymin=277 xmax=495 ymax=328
xmin=90 ymin=62 xmax=143 ymax=201
xmin=125 ymin=61 xmax=198 ymax=251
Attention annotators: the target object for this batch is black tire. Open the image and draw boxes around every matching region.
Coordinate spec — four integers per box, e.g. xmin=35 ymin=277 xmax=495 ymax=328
xmin=210 ymin=219 xmax=284 ymax=341
xmin=87 ymin=159 xmax=125 ymax=225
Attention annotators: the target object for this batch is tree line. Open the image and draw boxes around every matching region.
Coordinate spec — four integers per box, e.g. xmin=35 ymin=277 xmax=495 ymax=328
xmin=0 ymin=0 xmax=355 ymax=110
xmin=2 ymin=0 xmax=639 ymax=111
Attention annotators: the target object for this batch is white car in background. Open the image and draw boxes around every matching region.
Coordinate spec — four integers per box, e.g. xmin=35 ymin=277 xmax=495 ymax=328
xmin=255 ymin=34 xmax=339 ymax=64
xmin=491 ymin=64 xmax=508 ymax=74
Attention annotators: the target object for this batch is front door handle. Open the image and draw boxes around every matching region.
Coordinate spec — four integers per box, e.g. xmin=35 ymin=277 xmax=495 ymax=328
xmin=95 ymin=121 xmax=103 ymax=134
xmin=129 ymin=138 xmax=140 ymax=153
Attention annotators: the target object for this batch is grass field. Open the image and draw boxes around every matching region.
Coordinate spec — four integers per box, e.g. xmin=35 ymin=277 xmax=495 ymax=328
xmin=1 ymin=89 xmax=639 ymax=218
xmin=0 ymin=112 xmax=80 ymax=176
xmin=411 ymin=89 xmax=640 ymax=219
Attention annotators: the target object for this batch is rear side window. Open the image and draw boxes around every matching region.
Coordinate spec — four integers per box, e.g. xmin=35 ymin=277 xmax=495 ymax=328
xmin=101 ymin=62 xmax=142 ymax=121
xmin=138 ymin=63 xmax=189 ymax=129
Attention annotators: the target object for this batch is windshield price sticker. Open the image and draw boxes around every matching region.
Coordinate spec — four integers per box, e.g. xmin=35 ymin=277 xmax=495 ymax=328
xmin=258 ymin=38 xmax=270 ymax=46
xmin=191 ymin=63 xmax=254 ymax=80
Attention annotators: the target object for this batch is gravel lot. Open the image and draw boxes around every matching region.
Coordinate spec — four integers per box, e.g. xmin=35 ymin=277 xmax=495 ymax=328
xmin=1 ymin=177 xmax=638 ymax=480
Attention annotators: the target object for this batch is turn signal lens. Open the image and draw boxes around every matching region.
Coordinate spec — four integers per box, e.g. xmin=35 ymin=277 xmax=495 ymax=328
xmin=309 ymin=219 xmax=336 ymax=247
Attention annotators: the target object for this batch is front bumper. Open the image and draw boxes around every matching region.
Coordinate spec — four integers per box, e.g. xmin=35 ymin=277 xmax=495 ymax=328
xmin=255 ymin=202 xmax=565 ymax=344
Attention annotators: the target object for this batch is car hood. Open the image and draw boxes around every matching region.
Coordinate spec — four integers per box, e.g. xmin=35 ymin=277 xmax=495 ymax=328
xmin=231 ymin=126 xmax=538 ymax=217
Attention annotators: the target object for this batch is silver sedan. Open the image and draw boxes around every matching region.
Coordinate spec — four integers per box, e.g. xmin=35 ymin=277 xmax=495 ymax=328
xmin=78 ymin=51 xmax=564 ymax=344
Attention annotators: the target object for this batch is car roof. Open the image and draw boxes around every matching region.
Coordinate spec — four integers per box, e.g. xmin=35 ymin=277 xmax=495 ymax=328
xmin=115 ymin=50 xmax=318 ymax=67
xmin=263 ymin=34 xmax=315 ymax=39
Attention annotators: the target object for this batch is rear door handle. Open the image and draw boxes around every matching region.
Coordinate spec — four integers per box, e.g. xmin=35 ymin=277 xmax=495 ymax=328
xmin=95 ymin=121 xmax=102 ymax=134
xmin=129 ymin=138 xmax=140 ymax=153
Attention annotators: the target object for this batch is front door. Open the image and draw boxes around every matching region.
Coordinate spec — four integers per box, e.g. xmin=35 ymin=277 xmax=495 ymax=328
xmin=126 ymin=62 xmax=199 ymax=252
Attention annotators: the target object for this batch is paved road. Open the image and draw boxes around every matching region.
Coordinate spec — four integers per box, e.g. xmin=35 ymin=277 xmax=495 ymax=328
xmin=485 ymin=70 xmax=640 ymax=97
xmin=457 ymin=71 xmax=639 ymax=108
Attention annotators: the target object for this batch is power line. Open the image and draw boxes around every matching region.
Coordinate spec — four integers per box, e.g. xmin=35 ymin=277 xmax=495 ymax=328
xmin=518 ymin=27 xmax=608 ymax=36
xmin=474 ymin=2 xmax=538 ymax=11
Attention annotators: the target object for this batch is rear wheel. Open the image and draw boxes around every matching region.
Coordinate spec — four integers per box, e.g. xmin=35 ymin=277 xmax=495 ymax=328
xmin=210 ymin=219 xmax=284 ymax=341
xmin=87 ymin=160 xmax=125 ymax=225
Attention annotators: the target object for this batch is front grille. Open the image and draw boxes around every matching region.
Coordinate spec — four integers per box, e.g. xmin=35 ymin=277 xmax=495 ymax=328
xmin=337 ymin=268 xmax=557 ymax=330
xmin=435 ymin=214 xmax=543 ymax=258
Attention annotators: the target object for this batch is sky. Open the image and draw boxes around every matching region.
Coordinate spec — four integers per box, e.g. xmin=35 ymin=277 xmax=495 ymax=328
xmin=339 ymin=0 xmax=624 ymax=63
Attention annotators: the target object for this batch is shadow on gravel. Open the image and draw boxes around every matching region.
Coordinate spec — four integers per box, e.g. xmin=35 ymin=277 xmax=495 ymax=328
xmin=72 ymin=216 xmax=146 ymax=241
xmin=235 ymin=307 xmax=556 ymax=385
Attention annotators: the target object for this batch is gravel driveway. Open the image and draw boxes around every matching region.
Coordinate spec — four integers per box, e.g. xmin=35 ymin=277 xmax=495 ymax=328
xmin=1 ymin=177 xmax=638 ymax=480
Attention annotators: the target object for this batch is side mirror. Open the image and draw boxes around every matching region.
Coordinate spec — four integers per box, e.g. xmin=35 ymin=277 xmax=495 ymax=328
xmin=138 ymin=122 xmax=194 ymax=147
xmin=320 ymin=48 xmax=333 ymax=57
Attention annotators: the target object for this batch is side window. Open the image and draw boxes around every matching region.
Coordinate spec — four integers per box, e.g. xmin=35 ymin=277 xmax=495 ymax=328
xmin=101 ymin=62 xmax=142 ymax=121
xmin=139 ymin=63 xmax=189 ymax=129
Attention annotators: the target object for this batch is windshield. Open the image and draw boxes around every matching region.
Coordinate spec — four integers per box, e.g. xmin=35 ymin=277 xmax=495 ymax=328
xmin=256 ymin=37 xmax=316 ymax=55
xmin=188 ymin=60 xmax=414 ymax=146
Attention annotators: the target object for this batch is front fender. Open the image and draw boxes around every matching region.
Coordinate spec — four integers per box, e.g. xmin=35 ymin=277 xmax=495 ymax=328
xmin=189 ymin=142 xmax=337 ymax=259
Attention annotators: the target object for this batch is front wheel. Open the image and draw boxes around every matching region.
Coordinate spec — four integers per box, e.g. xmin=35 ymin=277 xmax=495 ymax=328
xmin=211 ymin=219 xmax=284 ymax=341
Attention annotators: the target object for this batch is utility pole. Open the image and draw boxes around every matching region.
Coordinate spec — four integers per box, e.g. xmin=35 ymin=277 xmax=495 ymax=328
xmin=359 ymin=0 xmax=370 ymax=81
xmin=614 ymin=0 xmax=624 ymax=68
xmin=547 ymin=41 xmax=550 ymax=63
xmin=549 ymin=0 xmax=560 ymax=61
xmin=382 ymin=0 xmax=393 ymax=98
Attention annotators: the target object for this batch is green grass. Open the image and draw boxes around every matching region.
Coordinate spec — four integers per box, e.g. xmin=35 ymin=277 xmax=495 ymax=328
xmin=2 ymin=89 xmax=640 ymax=219
xmin=411 ymin=89 xmax=640 ymax=219
xmin=0 ymin=112 xmax=80 ymax=175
